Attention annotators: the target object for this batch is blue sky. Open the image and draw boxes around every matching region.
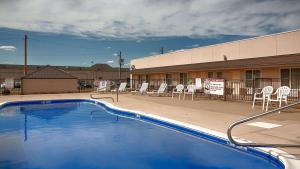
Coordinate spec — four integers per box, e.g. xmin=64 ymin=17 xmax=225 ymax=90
xmin=0 ymin=0 xmax=300 ymax=67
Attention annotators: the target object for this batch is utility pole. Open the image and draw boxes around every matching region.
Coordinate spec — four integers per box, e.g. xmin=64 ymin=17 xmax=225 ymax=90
xmin=160 ymin=47 xmax=164 ymax=54
xmin=119 ymin=51 xmax=122 ymax=80
xmin=24 ymin=34 xmax=28 ymax=75
xmin=116 ymin=51 xmax=123 ymax=102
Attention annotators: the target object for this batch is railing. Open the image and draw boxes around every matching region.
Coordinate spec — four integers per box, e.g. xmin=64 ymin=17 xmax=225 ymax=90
xmin=227 ymin=101 xmax=300 ymax=148
xmin=130 ymin=78 xmax=300 ymax=102
xmin=90 ymin=85 xmax=115 ymax=102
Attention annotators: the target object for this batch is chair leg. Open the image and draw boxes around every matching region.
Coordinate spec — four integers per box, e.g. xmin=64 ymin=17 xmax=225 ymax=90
xmin=179 ymin=93 xmax=181 ymax=100
xmin=172 ymin=92 xmax=174 ymax=99
xmin=278 ymin=99 xmax=282 ymax=114
xmin=262 ymin=97 xmax=265 ymax=111
xmin=192 ymin=93 xmax=194 ymax=101
xmin=266 ymin=99 xmax=269 ymax=111
xmin=252 ymin=97 xmax=256 ymax=109
xmin=183 ymin=93 xmax=186 ymax=100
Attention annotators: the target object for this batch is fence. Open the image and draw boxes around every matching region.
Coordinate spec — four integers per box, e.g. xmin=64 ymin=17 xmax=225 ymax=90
xmin=2 ymin=77 xmax=299 ymax=102
xmin=131 ymin=78 xmax=300 ymax=102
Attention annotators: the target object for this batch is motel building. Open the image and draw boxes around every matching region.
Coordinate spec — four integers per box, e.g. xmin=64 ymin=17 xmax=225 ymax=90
xmin=130 ymin=29 xmax=300 ymax=101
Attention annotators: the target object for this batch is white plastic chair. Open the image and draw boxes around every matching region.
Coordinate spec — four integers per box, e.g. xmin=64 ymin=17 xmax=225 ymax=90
xmin=147 ymin=83 xmax=167 ymax=96
xmin=111 ymin=82 xmax=127 ymax=93
xmin=268 ymin=86 xmax=291 ymax=112
xmin=172 ymin=84 xmax=184 ymax=100
xmin=252 ymin=86 xmax=273 ymax=111
xmin=131 ymin=82 xmax=148 ymax=95
xmin=183 ymin=84 xmax=196 ymax=101
xmin=96 ymin=81 xmax=108 ymax=92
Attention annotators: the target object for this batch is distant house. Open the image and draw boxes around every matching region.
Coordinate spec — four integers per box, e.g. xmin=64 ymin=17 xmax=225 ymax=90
xmin=21 ymin=66 xmax=78 ymax=94
xmin=0 ymin=63 xmax=130 ymax=88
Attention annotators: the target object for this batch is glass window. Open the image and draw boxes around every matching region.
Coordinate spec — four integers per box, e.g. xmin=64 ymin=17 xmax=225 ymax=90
xmin=245 ymin=70 xmax=261 ymax=88
xmin=208 ymin=72 xmax=214 ymax=78
xmin=280 ymin=68 xmax=300 ymax=89
xmin=281 ymin=69 xmax=290 ymax=86
xmin=180 ymin=73 xmax=187 ymax=85
xmin=217 ymin=72 xmax=223 ymax=78
xmin=138 ymin=75 xmax=142 ymax=84
xmin=291 ymin=68 xmax=300 ymax=89
xmin=166 ymin=74 xmax=172 ymax=86
xmin=146 ymin=75 xmax=150 ymax=83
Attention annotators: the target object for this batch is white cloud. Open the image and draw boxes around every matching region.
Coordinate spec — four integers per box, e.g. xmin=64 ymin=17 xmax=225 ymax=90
xmin=106 ymin=46 xmax=111 ymax=49
xmin=0 ymin=0 xmax=299 ymax=39
xmin=0 ymin=46 xmax=16 ymax=51
xmin=106 ymin=60 xmax=114 ymax=64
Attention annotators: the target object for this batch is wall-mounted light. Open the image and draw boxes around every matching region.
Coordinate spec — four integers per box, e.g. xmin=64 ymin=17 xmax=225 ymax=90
xmin=223 ymin=55 xmax=228 ymax=61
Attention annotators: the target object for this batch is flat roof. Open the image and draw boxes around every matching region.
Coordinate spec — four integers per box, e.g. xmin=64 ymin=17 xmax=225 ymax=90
xmin=133 ymin=54 xmax=300 ymax=73
xmin=133 ymin=28 xmax=300 ymax=61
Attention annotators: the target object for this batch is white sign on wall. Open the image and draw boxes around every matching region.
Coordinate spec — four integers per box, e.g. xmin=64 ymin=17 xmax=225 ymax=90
xmin=204 ymin=79 xmax=225 ymax=95
xmin=195 ymin=78 xmax=202 ymax=89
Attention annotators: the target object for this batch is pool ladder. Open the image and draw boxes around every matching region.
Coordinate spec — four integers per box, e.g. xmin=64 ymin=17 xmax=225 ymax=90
xmin=227 ymin=101 xmax=300 ymax=148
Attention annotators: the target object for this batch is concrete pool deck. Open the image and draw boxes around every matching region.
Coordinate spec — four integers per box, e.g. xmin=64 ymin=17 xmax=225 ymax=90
xmin=0 ymin=93 xmax=299 ymax=159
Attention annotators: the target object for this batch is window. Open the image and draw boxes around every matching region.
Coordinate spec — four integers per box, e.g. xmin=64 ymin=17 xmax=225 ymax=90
xmin=217 ymin=72 xmax=223 ymax=78
xmin=208 ymin=72 xmax=223 ymax=78
xmin=180 ymin=73 xmax=187 ymax=85
xmin=281 ymin=68 xmax=300 ymax=88
xmin=146 ymin=75 xmax=150 ymax=83
xmin=208 ymin=72 xmax=214 ymax=78
xmin=291 ymin=68 xmax=300 ymax=88
xmin=280 ymin=69 xmax=290 ymax=86
xmin=245 ymin=70 xmax=261 ymax=88
xmin=166 ymin=74 xmax=172 ymax=86
xmin=138 ymin=75 xmax=142 ymax=84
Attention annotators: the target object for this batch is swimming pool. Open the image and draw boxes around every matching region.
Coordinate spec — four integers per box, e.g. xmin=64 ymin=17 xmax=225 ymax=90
xmin=0 ymin=99 xmax=285 ymax=169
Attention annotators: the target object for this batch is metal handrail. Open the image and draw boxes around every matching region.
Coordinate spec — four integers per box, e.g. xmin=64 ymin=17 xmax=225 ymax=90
xmin=227 ymin=101 xmax=300 ymax=147
xmin=90 ymin=84 xmax=116 ymax=102
xmin=90 ymin=95 xmax=115 ymax=102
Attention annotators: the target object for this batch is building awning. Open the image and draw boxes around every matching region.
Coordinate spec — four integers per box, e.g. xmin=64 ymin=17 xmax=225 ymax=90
xmin=133 ymin=54 xmax=300 ymax=74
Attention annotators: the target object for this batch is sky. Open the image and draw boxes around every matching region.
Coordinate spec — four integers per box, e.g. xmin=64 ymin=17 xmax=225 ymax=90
xmin=0 ymin=0 xmax=300 ymax=67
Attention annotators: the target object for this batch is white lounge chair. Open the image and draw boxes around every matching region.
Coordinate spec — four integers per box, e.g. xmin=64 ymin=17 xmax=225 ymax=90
xmin=172 ymin=84 xmax=184 ymax=100
xmin=111 ymin=82 xmax=127 ymax=93
xmin=147 ymin=83 xmax=167 ymax=96
xmin=252 ymin=86 xmax=273 ymax=111
xmin=268 ymin=86 xmax=291 ymax=112
xmin=131 ymin=83 xmax=148 ymax=95
xmin=183 ymin=84 xmax=196 ymax=101
xmin=96 ymin=80 xmax=108 ymax=92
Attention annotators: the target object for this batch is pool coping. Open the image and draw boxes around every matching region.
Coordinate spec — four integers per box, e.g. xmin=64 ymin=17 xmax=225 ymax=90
xmin=0 ymin=98 xmax=299 ymax=169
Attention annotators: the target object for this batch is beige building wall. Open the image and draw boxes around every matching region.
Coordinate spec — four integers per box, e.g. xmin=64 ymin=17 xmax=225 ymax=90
xmin=131 ymin=29 xmax=300 ymax=69
xmin=22 ymin=79 xmax=78 ymax=94
xmin=261 ymin=68 xmax=280 ymax=79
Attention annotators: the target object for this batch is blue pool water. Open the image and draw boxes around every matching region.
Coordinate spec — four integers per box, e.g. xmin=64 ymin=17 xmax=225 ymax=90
xmin=0 ymin=100 xmax=283 ymax=169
